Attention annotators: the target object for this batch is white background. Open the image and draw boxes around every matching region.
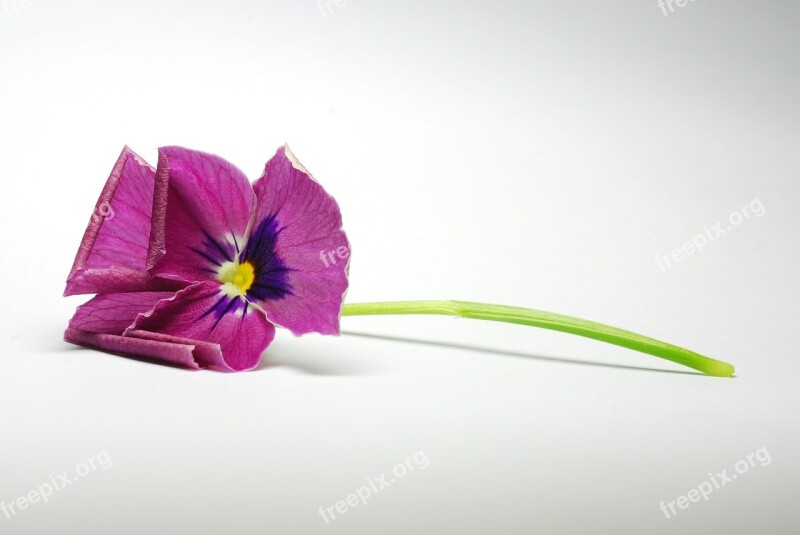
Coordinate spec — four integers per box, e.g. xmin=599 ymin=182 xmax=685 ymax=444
xmin=1 ymin=1 xmax=798 ymax=533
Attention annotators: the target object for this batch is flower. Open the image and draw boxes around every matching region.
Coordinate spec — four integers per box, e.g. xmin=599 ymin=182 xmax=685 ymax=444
xmin=65 ymin=145 xmax=350 ymax=371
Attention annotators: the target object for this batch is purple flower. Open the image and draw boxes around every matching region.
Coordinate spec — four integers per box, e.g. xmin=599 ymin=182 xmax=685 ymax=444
xmin=65 ymin=145 xmax=350 ymax=371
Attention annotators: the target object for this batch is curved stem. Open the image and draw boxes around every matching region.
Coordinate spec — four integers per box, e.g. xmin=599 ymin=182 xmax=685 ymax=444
xmin=341 ymin=301 xmax=734 ymax=377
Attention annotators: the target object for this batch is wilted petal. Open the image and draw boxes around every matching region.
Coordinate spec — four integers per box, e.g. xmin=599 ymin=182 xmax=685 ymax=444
xmin=68 ymin=292 xmax=176 ymax=334
xmin=127 ymin=281 xmax=275 ymax=371
xmin=248 ymin=145 xmax=349 ymax=335
xmin=64 ymin=328 xmax=201 ymax=369
xmin=65 ymin=147 xmax=167 ymax=296
xmin=150 ymin=147 xmax=255 ymax=284
xmin=124 ymin=330 xmax=231 ymax=371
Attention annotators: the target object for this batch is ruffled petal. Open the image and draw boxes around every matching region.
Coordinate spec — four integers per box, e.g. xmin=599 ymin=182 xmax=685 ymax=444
xmin=150 ymin=147 xmax=255 ymax=284
xmin=126 ymin=281 xmax=275 ymax=371
xmin=65 ymin=146 xmax=167 ymax=296
xmin=65 ymin=291 xmax=252 ymax=371
xmin=65 ymin=328 xmax=201 ymax=369
xmin=124 ymin=330 xmax=230 ymax=371
xmin=247 ymin=145 xmax=350 ymax=336
xmin=68 ymin=292 xmax=176 ymax=334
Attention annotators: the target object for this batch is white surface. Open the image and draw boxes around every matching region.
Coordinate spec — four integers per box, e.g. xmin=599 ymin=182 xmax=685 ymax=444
xmin=1 ymin=1 xmax=798 ymax=533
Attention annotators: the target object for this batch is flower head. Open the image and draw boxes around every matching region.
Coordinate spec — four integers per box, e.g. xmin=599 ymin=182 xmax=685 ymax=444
xmin=65 ymin=145 xmax=350 ymax=371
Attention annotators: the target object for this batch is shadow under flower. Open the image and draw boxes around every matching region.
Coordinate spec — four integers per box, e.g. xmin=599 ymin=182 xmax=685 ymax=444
xmin=60 ymin=328 xmax=704 ymax=376
xmin=255 ymin=342 xmax=383 ymax=376
xmin=340 ymin=331 xmax=705 ymax=376
xmin=63 ymin=343 xmax=196 ymax=371
xmin=254 ymin=356 xmax=377 ymax=376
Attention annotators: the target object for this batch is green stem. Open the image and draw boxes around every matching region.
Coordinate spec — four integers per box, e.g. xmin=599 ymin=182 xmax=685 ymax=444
xmin=341 ymin=301 xmax=734 ymax=377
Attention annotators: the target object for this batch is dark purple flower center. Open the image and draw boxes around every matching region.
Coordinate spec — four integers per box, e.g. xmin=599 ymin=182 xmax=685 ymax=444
xmin=193 ymin=215 xmax=293 ymax=324
xmin=239 ymin=215 xmax=293 ymax=301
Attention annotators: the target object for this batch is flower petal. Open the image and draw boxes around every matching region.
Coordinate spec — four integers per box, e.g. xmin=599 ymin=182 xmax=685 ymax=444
xmin=150 ymin=147 xmax=255 ymax=284
xmin=65 ymin=146 xmax=167 ymax=296
xmin=65 ymin=328 xmax=201 ymax=369
xmin=248 ymin=145 xmax=350 ymax=335
xmin=124 ymin=330 xmax=231 ymax=371
xmin=126 ymin=281 xmax=275 ymax=371
xmin=68 ymin=292 xmax=176 ymax=334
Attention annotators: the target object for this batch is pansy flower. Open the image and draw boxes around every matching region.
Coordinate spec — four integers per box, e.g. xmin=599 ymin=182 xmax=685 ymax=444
xmin=64 ymin=145 xmax=737 ymax=377
xmin=65 ymin=145 xmax=349 ymax=371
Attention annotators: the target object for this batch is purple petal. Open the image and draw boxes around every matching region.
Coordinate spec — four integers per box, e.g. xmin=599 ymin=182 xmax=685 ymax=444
xmin=248 ymin=145 xmax=350 ymax=336
xmin=126 ymin=281 xmax=275 ymax=371
xmin=124 ymin=330 xmax=231 ymax=371
xmin=64 ymin=328 xmax=201 ymax=369
xmin=65 ymin=147 xmax=167 ymax=296
xmin=68 ymin=292 xmax=176 ymax=334
xmin=150 ymin=147 xmax=255 ymax=284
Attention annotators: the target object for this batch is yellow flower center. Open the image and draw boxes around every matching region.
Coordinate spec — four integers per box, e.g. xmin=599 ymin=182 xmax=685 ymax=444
xmin=217 ymin=261 xmax=256 ymax=296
